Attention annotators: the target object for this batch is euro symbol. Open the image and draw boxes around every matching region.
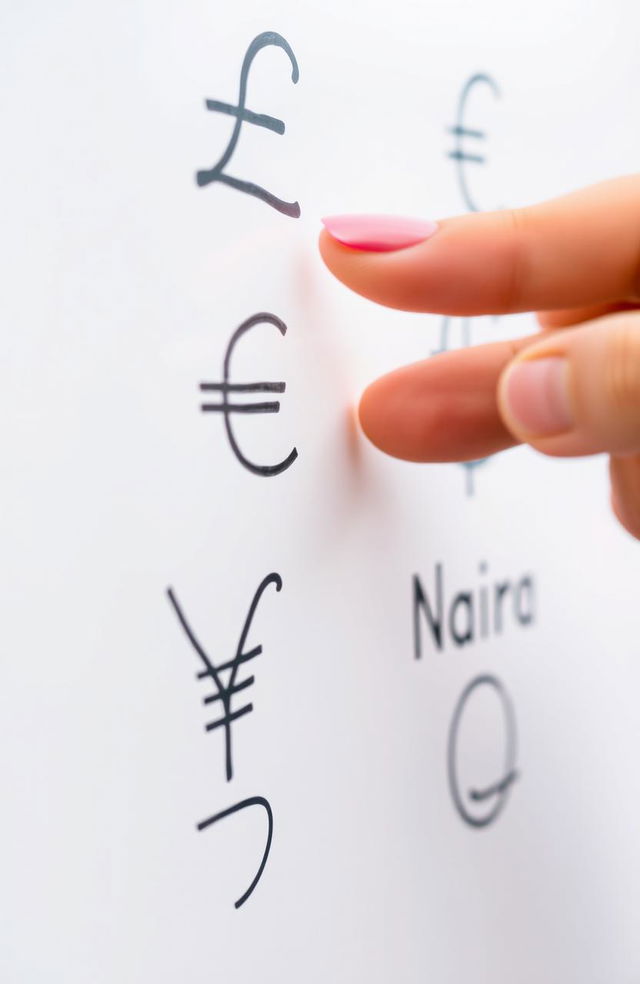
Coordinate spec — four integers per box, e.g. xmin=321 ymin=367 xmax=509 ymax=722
xmin=200 ymin=312 xmax=298 ymax=477
xmin=447 ymin=674 xmax=519 ymax=828
xmin=447 ymin=73 xmax=501 ymax=213
xmin=196 ymin=31 xmax=300 ymax=218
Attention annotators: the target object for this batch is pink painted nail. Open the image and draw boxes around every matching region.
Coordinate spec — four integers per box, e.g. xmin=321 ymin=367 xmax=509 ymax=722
xmin=321 ymin=214 xmax=438 ymax=252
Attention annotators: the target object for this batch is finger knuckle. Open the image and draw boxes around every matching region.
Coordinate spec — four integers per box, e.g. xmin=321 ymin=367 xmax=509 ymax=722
xmin=502 ymin=208 xmax=530 ymax=314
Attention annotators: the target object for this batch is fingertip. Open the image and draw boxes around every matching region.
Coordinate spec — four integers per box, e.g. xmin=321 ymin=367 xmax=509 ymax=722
xmin=318 ymin=225 xmax=341 ymax=255
xmin=610 ymin=489 xmax=640 ymax=540
xmin=357 ymin=374 xmax=398 ymax=457
xmin=318 ymin=225 xmax=351 ymax=263
xmin=317 ymin=226 xmax=333 ymax=263
xmin=610 ymin=484 xmax=627 ymax=532
xmin=358 ymin=368 xmax=431 ymax=461
xmin=609 ymin=456 xmax=640 ymax=540
xmin=318 ymin=226 xmax=368 ymax=293
xmin=356 ymin=386 xmax=375 ymax=448
xmin=321 ymin=214 xmax=439 ymax=251
xmin=358 ymin=354 xmax=515 ymax=463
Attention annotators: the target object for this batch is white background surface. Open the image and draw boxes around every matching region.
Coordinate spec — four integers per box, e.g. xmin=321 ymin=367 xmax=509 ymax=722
xmin=2 ymin=1 xmax=640 ymax=981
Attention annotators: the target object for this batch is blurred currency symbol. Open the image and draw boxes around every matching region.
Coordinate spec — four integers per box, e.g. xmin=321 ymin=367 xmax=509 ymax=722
xmin=447 ymin=72 xmax=501 ymax=213
xmin=440 ymin=73 xmax=502 ymax=495
xmin=448 ymin=674 xmax=519 ymax=828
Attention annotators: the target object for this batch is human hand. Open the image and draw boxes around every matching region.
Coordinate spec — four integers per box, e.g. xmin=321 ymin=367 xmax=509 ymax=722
xmin=318 ymin=175 xmax=640 ymax=539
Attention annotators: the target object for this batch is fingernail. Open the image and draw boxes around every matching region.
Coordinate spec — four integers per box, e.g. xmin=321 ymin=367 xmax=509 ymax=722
xmin=502 ymin=357 xmax=574 ymax=435
xmin=321 ymin=214 xmax=438 ymax=252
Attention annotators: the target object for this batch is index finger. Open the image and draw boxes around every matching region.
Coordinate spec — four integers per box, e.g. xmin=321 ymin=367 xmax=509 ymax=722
xmin=319 ymin=175 xmax=640 ymax=316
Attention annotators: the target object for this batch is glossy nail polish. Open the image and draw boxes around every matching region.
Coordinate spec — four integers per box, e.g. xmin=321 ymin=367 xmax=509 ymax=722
xmin=321 ymin=214 xmax=438 ymax=252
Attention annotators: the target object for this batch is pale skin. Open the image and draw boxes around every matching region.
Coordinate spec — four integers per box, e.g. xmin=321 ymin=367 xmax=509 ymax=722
xmin=318 ymin=174 xmax=640 ymax=540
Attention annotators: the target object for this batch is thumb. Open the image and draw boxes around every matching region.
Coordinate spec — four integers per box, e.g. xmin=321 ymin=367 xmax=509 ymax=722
xmin=497 ymin=312 xmax=640 ymax=457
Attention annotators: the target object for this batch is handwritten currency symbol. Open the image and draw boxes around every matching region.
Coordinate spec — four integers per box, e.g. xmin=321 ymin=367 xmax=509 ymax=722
xmin=198 ymin=796 xmax=273 ymax=909
xmin=166 ymin=573 xmax=282 ymax=782
xmin=200 ymin=312 xmax=298 ymax=477
xmin=196 ymin=31 xmax=300 ymax=217
xmin=447 ymin=674 xmax=519 ymax=828
xmin=447 ymin=72 xmax=501 ymax=213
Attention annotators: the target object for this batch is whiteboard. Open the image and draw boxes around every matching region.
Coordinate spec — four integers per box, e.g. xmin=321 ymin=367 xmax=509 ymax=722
xmin=2 ymin=1 xmax=640 ymax=981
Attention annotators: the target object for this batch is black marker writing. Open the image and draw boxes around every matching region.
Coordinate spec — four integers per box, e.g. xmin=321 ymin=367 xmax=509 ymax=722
xmin=468 ymin=772 xmax=515 ymax=802
xmin=448 ymin=674 xmax=519 ymax=828
xmin=447 ymin=72 xmax=501 ymax=213
xmin=200 ymin=312 xmax=298 ymax=478
xmin=196 ymin=31 xmax=300 ymax=217
xmin=413 ymin=561 xmax=535 ymax=658
xmin=198 ymin=795 xmax=273 ymax=909
xmin=167 ymin=572 xmax=282 ymax=781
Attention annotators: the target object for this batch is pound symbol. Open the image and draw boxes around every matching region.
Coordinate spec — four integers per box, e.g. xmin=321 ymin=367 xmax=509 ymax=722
xmin=196 ymin=31 xmax=300 ymax=217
